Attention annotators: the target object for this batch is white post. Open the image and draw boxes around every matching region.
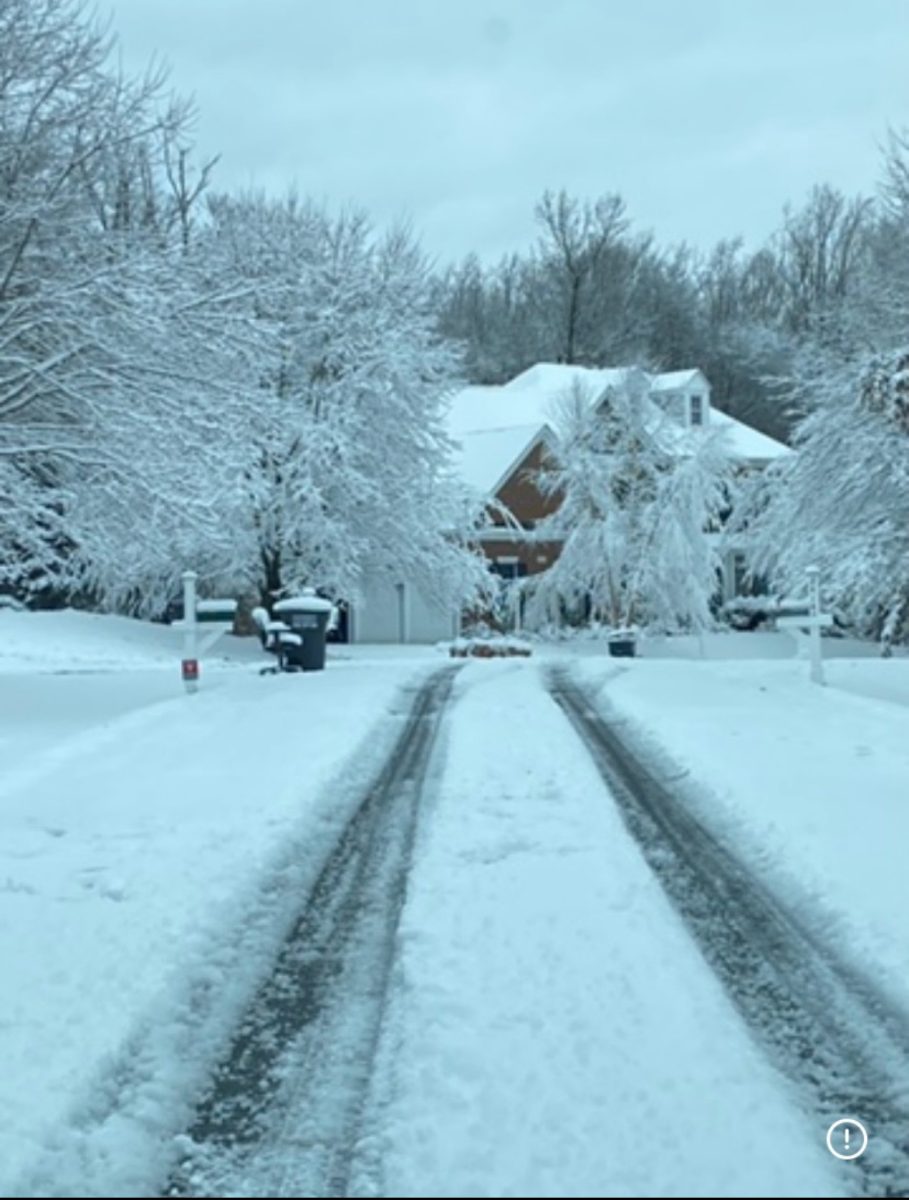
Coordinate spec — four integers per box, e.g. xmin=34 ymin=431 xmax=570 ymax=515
xmin=182 ymin=570 xmax=199 ymax=693
xmin=806 ymin=565 xmax=824 ymax=685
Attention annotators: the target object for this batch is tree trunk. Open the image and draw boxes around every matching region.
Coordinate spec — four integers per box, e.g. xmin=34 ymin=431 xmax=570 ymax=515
xmin=260 ymin=547 xmax=283 ymax=608
xmin=564 ymin=272 xmax=581 ymax=364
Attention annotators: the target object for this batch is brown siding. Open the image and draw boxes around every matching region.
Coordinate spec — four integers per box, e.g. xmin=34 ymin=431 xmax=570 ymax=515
xmin=468 ymin=439 xmax=565 ymax=578
xmin=492 ymin=440 xmax=561 ymax=528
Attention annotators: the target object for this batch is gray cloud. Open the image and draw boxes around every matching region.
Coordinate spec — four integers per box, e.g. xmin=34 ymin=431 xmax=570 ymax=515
xmin=107 ymin=0 xmax=909 ymax=261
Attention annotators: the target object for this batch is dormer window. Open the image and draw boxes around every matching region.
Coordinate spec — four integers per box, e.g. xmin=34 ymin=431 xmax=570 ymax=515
xmin=690 ymin=394 xmax=704 ymax=426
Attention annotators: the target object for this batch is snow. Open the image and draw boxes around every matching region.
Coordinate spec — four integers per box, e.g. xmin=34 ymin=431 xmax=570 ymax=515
xmin=443 ymin=383 xmax=502 ymax=435
xmin=0 ymin=612 xmax=438 ymax=1196
xmin=368 ymin=660 xmax=842 ymax=1197
xmin=0 ymin=608 xmax=243 ymax=674
xmin=650 ymin=368 xmax=703 ymax=391
xmin=274 ymin=593 xmax=334 ymax=614
xmin=448 ymin=633 xmax=533 ymax=657
xmin=446 ymin=365 xmax=630 ymax=438
xmin=540 ymin=627 xmax=905 ymax=662
xmin=4 ymin=611 xmax=905 ymax=1196
xmin=195 ymin=599 xmax=238 ymax=614
xmin=507 ymin=361 xmax=631 ymax=399
xmin=453 ymin=423 xmax=550 ymax=494
xmin=710 ymin=408 xmax=792 ymax=462
xmin=445 ymin=363 xmax=789 ymax=504
xmin=571 ymin=651 xmax=909 ymax=999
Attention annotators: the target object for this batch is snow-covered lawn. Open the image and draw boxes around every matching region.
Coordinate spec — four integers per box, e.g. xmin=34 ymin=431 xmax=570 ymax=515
xmin=0 ymin=608 xmax=263 ymax=674
xmin=572 ymin=651 xmax=909 ymax=1000
xmin=0 ymin=610 xmax=440 ymax=1195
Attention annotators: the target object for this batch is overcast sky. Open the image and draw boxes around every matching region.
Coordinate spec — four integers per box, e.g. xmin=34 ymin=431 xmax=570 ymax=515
xmin=106 ymin=0 xmax=909 ymax=265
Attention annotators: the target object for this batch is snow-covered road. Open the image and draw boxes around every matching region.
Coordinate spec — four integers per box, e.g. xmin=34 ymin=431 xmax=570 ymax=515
xmin=548 ymin=665 xmax=909 ymax=1197
xmin=3 ymin=615 xmax=906 ymax=1197
xmin=365 ymin=660 xmax=846 ymax=1198
xmin=169 ymin=667 xmax=458 ymax=1199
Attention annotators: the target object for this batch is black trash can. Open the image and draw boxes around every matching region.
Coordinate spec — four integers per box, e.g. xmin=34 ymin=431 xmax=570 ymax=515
xmin=273 ymin=591 xmax=333 ymax=671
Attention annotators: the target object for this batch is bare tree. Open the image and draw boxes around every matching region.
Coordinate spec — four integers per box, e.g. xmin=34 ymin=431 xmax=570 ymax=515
xmin=162 ymin=132 xmax=220 ymax=251
xmin=775 ymin=184 xmax=872 ymax=332
xmin=534 ymin=189 xmax=628 ymax=364
xmin=880 ymin=126 xmax=909 ymax=218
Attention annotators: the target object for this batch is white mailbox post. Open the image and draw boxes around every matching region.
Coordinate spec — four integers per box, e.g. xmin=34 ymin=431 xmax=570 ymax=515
xmin=171 ymin=571 xmax=238 ymax=693
xmin=181 ymin=570 xmax=199 ymax=693
xmin=777 ymin=565 xmax=832 ymax=685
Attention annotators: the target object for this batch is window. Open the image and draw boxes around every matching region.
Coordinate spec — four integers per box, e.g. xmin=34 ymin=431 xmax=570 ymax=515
xmin=690 ymin=394 xmax=704 ymax=426
xmin=491 ymin=558 xmax=527 ymax=581
xmin=733 ymin=552 xmax=748 ymax=596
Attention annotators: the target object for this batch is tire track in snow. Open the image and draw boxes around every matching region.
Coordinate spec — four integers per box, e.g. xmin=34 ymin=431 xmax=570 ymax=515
xmin=547 ymin=665 xmax=909 ymax=1199
xmin=165 ymin=665 xmax=458 ymax=1199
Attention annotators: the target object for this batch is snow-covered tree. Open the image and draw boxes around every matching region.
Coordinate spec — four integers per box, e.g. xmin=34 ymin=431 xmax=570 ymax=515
xmin=740 ymin=346 xmax=909 ymax=645
xmin=0 ymin=0 xmax=220 ymax=603
xmin=61 ymin=240 xmax=271 ymax=615
xmin=207 ymin=197 xmax=489 ymax=610
xmin=525 ymin=374 xmax=732 ymax=631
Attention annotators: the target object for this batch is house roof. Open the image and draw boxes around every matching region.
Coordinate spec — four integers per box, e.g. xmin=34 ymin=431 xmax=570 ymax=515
xmin=650 ymin=368 xmax=704 ymax=392
xmin=447 ymin=366 xmax=630 ymax=438
xmin=707 ymin=411 xmax=790 ymax=463
xmin=446 ymin=362 xmax=790 ymax=498
xmin=454 ymin=423 xmax=553 ymax=496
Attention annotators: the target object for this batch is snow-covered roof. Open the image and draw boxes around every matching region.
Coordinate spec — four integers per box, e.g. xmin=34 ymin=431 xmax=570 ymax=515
xmin=447 ymin=366 xmax=630 ymax=438
xmin=650 ymin=369 xmax=703 ymax=392
xmin=454 ymin=423 xmax=553 ymax=495
xmin=446 ymin=363 xmax=789 ymax=498
xmin=708 ymin=411 xmax=790 ymax=463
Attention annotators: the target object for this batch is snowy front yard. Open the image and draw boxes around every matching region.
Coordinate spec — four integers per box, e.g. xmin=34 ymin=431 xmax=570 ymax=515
xmin=572 ymin=653 xmax=909 ymax=995
xmin=1 ymin=611 xmax=906 ymax=1196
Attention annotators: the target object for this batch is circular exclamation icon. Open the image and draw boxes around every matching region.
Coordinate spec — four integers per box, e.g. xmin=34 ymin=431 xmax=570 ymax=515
xmin=826 ymin=1118 xmax=868 ymax=1160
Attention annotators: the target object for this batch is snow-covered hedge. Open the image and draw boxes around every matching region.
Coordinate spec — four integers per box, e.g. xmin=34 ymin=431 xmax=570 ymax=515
xmin=448 ymin=635 xmax=533 ymax=658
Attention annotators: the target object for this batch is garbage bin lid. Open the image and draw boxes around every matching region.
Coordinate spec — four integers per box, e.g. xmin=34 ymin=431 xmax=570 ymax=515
xmin=274 ymin=594 xmax=333 ymax=614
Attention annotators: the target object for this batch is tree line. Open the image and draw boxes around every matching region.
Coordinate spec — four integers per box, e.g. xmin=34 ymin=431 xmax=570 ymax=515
xmin=1 ymin=0 xmax=906 ymax=643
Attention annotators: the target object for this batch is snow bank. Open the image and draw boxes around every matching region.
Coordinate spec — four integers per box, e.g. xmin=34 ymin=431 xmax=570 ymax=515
xmin=0 ymin=608 xmax=263 ymax=674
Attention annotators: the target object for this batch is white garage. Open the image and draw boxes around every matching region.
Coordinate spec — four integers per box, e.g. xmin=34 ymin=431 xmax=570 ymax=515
xmin=350 ymin=577 xmax=460 ymax=644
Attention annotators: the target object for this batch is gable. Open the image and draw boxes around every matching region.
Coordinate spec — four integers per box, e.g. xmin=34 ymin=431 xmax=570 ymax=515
xmin=454 ymin=423 xmax=551 ymax=496
xmin=494 ymin=435 xmax=562 ymax=525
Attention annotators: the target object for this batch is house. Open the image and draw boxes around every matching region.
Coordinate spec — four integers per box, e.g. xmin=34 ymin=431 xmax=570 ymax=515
xmin=348 ymin=363 xmax=789 ymax=643
xmin=448 ymin=363 xmax=790 ymax=614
